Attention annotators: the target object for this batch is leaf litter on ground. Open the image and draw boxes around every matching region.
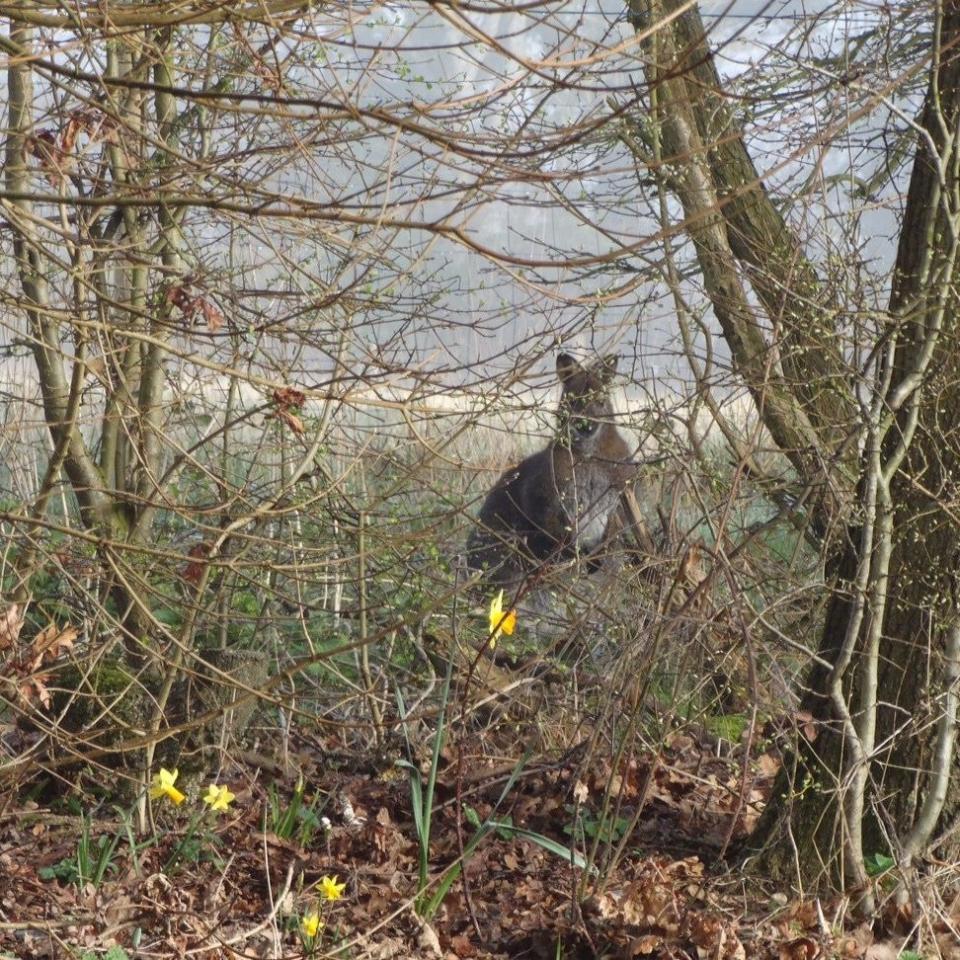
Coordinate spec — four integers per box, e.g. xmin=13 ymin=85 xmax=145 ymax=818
xmin=0 ymin=727 xmax=950 ymax=958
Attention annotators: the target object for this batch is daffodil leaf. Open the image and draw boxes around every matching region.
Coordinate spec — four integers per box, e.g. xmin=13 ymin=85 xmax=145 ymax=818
xmin=487 ymin=821 xmax=593 ymax=872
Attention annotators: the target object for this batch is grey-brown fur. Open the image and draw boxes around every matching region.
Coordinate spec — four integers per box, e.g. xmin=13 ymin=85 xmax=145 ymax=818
xmin=467 ymin=353 xmax=637 ymax=590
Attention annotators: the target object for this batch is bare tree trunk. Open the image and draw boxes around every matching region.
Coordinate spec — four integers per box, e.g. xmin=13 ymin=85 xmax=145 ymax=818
xmin=629 ymin=0 xmax=854 ymax=539
xmin=630 ymin=0 xmax=960 ymax=892
xmin=4 ymin=19 xmax=175 ymax=652
xmin=4 ymin=22 xmax=116 ymax=536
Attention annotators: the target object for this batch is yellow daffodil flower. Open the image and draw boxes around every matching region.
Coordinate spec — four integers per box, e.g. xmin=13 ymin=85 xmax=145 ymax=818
xmin=149 ymin=767 xmax=186 ymax=805
xmin=317 ymin=874 xmax=347 ymax=901
xmin=487 ymin=589 xmax=517 ymax=647
xmin=202 ymin=783 xmax=236 ymax=813
xmin=301 ymin=911 xmax=324 ymax=939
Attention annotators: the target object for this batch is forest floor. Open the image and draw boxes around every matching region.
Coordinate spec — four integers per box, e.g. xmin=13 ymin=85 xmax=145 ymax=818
xmin=0 ymin=717 xmax=944 ymax=960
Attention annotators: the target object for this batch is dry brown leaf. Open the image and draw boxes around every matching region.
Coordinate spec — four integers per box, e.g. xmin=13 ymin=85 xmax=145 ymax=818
xmin=60 ymin=115 xmax=84 ymax=155
xmin=61 ymin=108 xmax=112 ymax=155
xmin=166 ymin=282 xmax=222 ymax=332
xmin=26 ymin=129 xmax=70 ymax=183
xmin=625 ymin=878 xmax=680 ymax=931
xmin=166 ymin=283 xmax=194 ymax=313
xmin=28 ymin=623 xmax=78 ymax=671
xmin=839 ymin=923 xmax=875 ymax=958
xmin=686 ymin=912 xmax=745 ymax=959
xmin=448 ymin=933 xmax=476 ymax=958
xmin=586 ymin=892 xmax=619 ymax=921
xmin=628 ymin=934 xmax=662 ymax=955
xmin=272 ymin=387 xmax=306 ymax=433
xmin=0 ymin=604 xmax=24 ymax=651
xmin=934 ymin=929 xmax=960 ymax=958
xmin=276 ymin=408 xmax=305 ymax=434
xmin=19 ymin=676 xmax=51 ymax=709
xmin=796 ymin=710 xmax=818 ymax=742
xmin=781 ymin=899 xmax=822 ymax=930
xmin=863 ymin=945 xmax=899 ymax=960
xmin=413 ymin=915 xmax=442 ymax=957
xmin=679 ymin=541 xmax=707 ymax=589
xmin=182 ymin=542 xmax=210 ymax=585
xmin=779 ymin=937 xmax=822 ymax=960
xmin=199 ymin=298 xmax=224 ymax=332
xmin=272 ymin=387 xmax=306 ymax=410
xmin=880 ymin=897 xmax=912 ymax=934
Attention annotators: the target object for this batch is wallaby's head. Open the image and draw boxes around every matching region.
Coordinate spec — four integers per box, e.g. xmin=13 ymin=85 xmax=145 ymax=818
xmin=556 ymin=353 xmax=619 ymax=453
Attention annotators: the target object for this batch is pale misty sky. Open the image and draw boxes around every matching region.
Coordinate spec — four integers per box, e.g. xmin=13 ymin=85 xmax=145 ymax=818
xmin=0 ymin=1 xmax=915 ymax=413
xmin=313 ymin=0 xmax=908 ymax=395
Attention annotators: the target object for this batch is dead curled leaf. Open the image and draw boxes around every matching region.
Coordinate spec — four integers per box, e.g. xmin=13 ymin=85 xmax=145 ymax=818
xmin=199 ymin=298 xmax=224 ymax=332
xmin=796 ymin=710 xmax=818 ymax=742
xmin=0 ymin=613 xmax=77 ymax=712
xmin=685 ymin=912 xmax=745 ymax=960
xmin=272 ymin=388 xmax=307 ymax=434
xmin=28 ymin=624 xmax=78 ymax=672
xmin=412 ymin=914 xmax=442 ymax=958
xmin=779 ymin=936 xmax=821 ymax=960
xmin=181 ymin=542 xmax=211 ymax=585
xmin=26 ymin=130 xmax=69 ymax=183
xmin=165 ymin=281 xmax=224 ymax=332
xmin=19 ymin=676 xmax=52 ymax=710
xmin=61 ymin=107 xmax=114 ymax=154
xmin=0 ymin=605 xmax=25 ymax=652
xmin=863 ymin=946 xmax=900 ymax=960
xmin=276 ymin=408 xmax=305 ymax=434
xmin=272 ymin=387 xmax=306 ymax=410
xmin=628 ymin=934 xmax=661 ymax=955
xmin=25 ymin=108 xmax=117 ymax=185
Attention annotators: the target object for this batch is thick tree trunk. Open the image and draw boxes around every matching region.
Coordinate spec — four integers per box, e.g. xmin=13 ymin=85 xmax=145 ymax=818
xmin=628 ymin=0 xmax=857 ymax=463
xmin=754 ymin=4 xmax=960 ymax=889
xmin=631 ymin=0 xmax=960 ymax=891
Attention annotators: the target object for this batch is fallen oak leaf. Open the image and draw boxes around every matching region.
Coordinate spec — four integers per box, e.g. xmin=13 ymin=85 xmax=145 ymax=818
xmin=628 ymin=934 xmax=662 ymax=956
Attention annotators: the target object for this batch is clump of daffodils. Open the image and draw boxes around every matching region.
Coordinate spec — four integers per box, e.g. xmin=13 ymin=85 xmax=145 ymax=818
xmin=147 ymin=770 xmax=348 ymax=949
xmin=149 ymin=768 xmax=238 ymax=813
xmin=487 ymin=590 xmax=517 ymax=647
xmin=299 ymin=874 xmax=347 ymax=949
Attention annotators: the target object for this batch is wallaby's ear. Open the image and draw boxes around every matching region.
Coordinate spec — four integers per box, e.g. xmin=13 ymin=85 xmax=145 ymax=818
xmin=597 ymin=354 xmax=619 ymax=382
xmin=556 ymin=353 xmax=582 ymax=383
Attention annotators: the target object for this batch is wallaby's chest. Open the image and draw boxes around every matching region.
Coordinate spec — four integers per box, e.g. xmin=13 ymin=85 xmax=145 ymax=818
xmin=557 ymin=460 xmax=621 ymax=551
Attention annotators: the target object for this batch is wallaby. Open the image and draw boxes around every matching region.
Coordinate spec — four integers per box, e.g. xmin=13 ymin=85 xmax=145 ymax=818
xmin=467 ymin=353 xmax=638 ymax=590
